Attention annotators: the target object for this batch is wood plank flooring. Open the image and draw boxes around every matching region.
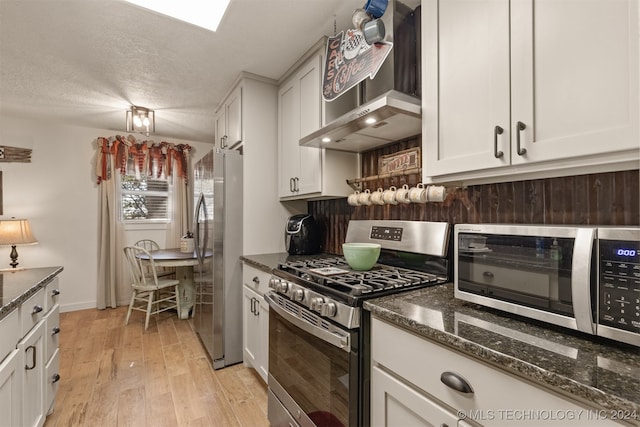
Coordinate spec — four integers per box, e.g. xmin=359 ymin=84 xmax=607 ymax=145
xmin=43 ymin=306 xmax=269 ymax=427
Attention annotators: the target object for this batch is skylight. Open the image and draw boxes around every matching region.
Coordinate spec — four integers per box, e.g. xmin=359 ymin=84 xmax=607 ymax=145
xmin=123 ymin=0 xmax=231 ymax=32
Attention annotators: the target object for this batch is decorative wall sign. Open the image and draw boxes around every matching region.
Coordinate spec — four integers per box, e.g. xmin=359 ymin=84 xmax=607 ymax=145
xmin=0 ymin=145 xmax=32 ymax=163
xmin=322 ymin=29 xmax=393 ymax=101
xmin=378 ymin=147 xmax=421 ymax=175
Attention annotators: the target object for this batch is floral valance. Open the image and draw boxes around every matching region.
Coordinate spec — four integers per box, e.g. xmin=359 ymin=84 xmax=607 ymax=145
xmin=95 ymin=135 xmax=191 ymax=184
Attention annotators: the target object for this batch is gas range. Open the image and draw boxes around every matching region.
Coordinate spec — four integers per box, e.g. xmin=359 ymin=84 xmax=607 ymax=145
xmin=268 ymin=220 xmax=452 ymax=329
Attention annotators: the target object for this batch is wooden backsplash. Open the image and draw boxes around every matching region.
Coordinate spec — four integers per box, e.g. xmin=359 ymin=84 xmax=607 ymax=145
xmin=309 ymin=137 xmax=640 ymax=254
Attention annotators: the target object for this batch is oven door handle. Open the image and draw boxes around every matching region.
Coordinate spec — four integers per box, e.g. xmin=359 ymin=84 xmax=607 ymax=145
xmin=265 ymin=293 xmax=351 ymax=352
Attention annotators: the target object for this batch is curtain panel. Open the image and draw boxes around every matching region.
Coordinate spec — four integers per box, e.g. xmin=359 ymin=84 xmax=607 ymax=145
xmin=94 ymin=135 xmax=191 ymax=309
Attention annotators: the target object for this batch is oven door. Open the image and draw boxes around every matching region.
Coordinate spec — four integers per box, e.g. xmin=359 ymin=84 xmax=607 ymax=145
xmin=265 ymin=292 xmax=359 ymax=427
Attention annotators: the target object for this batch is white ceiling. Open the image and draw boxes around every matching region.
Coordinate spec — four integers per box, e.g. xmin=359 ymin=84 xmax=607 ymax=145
xmin=0 ymin=0 xmax=365 ymax=143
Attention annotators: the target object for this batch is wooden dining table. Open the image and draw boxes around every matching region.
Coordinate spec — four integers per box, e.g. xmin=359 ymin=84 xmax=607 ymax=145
xmin=137 ymin=247 xmax=212 ymax=319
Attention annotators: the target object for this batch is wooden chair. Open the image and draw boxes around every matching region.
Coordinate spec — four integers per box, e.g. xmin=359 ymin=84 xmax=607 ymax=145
xmin=123 ymin=245 xmax=180 ymax=330
xmin=134 ymin=239 xmax=175 ymax=279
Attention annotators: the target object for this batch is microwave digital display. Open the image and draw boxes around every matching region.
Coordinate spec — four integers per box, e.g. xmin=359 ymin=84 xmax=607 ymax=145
xmin=615 ymin=248 xmax=637 ymax=257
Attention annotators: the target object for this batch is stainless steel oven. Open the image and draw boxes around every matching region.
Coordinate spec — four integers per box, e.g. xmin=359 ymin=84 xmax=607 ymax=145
xmin=266 ymin=220 xmax=451 ymax=427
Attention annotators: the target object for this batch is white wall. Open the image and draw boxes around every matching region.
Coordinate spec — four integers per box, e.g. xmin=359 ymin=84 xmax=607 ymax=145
xmin=0 ymin=115 xmax=213 ymax=312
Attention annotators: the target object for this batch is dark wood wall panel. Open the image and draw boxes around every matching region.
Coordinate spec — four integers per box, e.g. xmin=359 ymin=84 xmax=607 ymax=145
xmin=309 ymin=139 xmax=639 ymax=254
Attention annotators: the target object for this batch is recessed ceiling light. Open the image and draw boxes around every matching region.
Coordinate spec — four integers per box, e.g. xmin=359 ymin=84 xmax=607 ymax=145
xmin=124 ymin=0 xmax=231 ymax=32
xmin=365 ymin=117 xmax=377 ymax=125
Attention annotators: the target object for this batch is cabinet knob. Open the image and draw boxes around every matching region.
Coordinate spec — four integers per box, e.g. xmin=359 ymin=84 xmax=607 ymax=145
xmin=440 ymin=371 xmax=474 ymax=394
xmin=32 ymin=305 xmax=43 ymax=314
xmin=52 ymin=289 xmax=61 ymax=296
xmin=52 ymin=326 xmax=61 ymax=335
xmin=252 ymin=276 xmax=260 ymax=285
xmin=52 ymin=373 xmax=61 ymax=383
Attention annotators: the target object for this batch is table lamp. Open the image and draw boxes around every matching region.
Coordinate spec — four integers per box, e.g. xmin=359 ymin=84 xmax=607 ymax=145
xmin=0 ymin=218 xmax=38 ymax=269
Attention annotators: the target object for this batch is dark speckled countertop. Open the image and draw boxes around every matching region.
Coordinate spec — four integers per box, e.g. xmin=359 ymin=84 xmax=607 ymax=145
xmin=364 ymin=284 xmax=640 ymax=423
xmin=0 ymin=266 xmax=64 ymax=320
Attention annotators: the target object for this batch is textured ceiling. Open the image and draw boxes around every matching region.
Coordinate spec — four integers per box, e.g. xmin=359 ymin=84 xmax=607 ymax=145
xmin=0 ymin=0 xmax=364 ymax=142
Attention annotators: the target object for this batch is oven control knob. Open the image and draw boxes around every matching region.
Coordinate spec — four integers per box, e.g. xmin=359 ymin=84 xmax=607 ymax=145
xmin=292 ymin=289 xmax=304 ymax=302
xmin=269 ymin=277 xmax=280 ymax=289
xmin=321 ymin=302 xmax=337 ymax=317
xmin=310 ymin=297 xmax=324 ymax=312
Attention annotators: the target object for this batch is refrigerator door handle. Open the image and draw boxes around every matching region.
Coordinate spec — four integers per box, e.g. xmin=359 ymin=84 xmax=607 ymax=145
xmin=194 ymin=192 xmax=208 ymax=267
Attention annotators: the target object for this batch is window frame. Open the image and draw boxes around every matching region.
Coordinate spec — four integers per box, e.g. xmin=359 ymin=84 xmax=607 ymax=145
xmin=118 ymin=171 xmax=174 ymax=224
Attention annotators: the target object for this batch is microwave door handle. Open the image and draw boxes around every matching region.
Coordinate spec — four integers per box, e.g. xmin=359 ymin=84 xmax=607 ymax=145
xmin=571 ymin=228 xmax=596 ymax=334
xmin=264 ymin=293 xmax=350 ymax=352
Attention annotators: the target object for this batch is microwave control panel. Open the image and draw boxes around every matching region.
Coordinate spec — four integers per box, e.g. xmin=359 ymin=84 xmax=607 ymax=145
xmin=598 ymin=238 xmax=640 ymax=335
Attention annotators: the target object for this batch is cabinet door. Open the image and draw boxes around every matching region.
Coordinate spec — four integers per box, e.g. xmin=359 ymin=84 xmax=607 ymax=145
xmin=511 ymin=0 xmax=639 ymax=164
xmin=19 ymin=320 xmax=45 ymax=427
xmin=278 ymin=80 xmax=300 ymax=197
xmin=0 ymin=348 xmax=22 ymax=427
xmin=423 ymin=0 xmax=511 ymax=176
xmin=371 ymin=365 xmax=460 ymax=427
xmin=226 ymin=86 xmax=243 ymax=148
xmin=297 ymin=54 xmax=323 ymax=196
xmin=215 ymin=108 xmax=226 ymax=150
xmin=242 ymin=286 xmax=259 ymax=369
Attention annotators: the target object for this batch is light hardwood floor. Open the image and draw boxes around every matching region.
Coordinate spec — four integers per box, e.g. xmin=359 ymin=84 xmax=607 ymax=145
xmin=43 ymin=306 xmax=269 ymax=427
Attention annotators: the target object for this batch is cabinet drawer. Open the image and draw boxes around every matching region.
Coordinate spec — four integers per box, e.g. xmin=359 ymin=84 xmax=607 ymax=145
xmin=45 ymin=304 xmax=60 ymax=362
xmin=371 ymin=318 xmax=623 ymax=426
xmin=45 ymin=348 xmax=60 ymax=416
xmin=20 ymin=288 xmax=45 ymax=336
xmin=0 ymin=309 xmax=19 ymax=364
xmin=242 ymin=265 xmax=271 ymax=296
xmin=44 ymin=277 xmax=61 ymax=312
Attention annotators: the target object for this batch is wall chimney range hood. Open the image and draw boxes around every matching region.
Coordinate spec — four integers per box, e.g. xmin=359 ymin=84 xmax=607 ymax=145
xmin=299 ymin=0 xmax=421 ymax=153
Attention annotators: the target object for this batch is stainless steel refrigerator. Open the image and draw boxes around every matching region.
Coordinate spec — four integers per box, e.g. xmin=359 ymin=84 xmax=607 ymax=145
xmin=193 ymin=148 xmax=243 ymax=369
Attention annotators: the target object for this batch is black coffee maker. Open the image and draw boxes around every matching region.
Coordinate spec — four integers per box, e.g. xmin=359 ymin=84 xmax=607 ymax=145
xmin=285 ymin=214 xmax=322 ymax=255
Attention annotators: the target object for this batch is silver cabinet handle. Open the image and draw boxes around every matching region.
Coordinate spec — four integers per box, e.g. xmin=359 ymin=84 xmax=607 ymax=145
xmin=293 ymin=177 xmax=299 ymax=192
xmin=221 ymin=135 xmax=228 ymax=149
xmin=440 ymin=371 xmax=474 ymax=394
xmin=32 ymin=305 xmax=43 ymax=314
xmin=516 ymin=121 xmax=527 ymax=155
xmin=494 ymin=126 xmax=504 ymax=158
xmin=289 ymin=177 xmax=294 ymax=193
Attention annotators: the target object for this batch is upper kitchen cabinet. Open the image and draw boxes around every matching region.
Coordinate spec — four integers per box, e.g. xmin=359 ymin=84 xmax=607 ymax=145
xmin=215 ymin=85 xmax=242 ymax=150
xmin=422 ymin=0 xmax=639 ymax=184
xmin=278 ymin=43 xmax=360 ymax=200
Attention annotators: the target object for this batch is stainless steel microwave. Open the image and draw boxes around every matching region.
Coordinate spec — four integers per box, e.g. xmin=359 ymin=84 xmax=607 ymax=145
xmin=454 ymin=224 xmax=639 ymax=347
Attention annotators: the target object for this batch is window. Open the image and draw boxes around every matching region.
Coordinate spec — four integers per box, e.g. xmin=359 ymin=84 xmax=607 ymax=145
xmin=119 ymin=161 xmax=172 ymax=221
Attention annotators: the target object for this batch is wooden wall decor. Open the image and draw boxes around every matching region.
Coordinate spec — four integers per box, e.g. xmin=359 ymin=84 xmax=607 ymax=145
xmin=0 ymin=145 xmax=32 ymax=163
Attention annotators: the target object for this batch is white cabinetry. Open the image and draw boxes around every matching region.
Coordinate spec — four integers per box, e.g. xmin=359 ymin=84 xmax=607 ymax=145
xmin=0 ymin=310 xmax=21 ymax=427
xmin=422 ymin=0 xmax=639 ymax=184
xmin=0 ymin=276 xmax=61 ymax=427
xmin=371 ymin=317 xmax=625 ymax=427
xmin=278 ymin=48 xmax=359 ymax=200
xmin=215 ymin=85 xmax=242 ymax=150
xmin=242 ymin=264 xmax=270 ymax=383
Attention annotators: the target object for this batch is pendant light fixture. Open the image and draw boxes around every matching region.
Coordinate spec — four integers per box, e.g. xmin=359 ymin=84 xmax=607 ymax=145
xmin=126 ymin=106 xmax=155 ymax=137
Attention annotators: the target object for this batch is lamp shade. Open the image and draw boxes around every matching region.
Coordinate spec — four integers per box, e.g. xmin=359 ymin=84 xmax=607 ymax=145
xmin=0 ymin=219 xmax=38 ymax=246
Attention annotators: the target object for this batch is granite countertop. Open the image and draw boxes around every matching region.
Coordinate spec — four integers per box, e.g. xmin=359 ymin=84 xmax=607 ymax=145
xmin=240 ymin=252 xmax=291 ymax=272
xmin=364 ymin=284 xmax=640 ymax=423
xmin=0 ymin=266 xmax=64 ymax=321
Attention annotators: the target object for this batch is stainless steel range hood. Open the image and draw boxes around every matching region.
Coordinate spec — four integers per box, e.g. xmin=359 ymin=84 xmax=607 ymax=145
xmin=299 ymin=89 xmax=420 ymax=152
xmin=300 ymin=0 xmax=421 ymax=153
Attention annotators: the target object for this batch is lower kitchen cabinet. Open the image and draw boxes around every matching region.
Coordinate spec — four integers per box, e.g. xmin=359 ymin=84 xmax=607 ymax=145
xmin=372 ymin=364 xmax=475 ymax=427
xmin=0 ymin=273 xmax=62 ymax=427
xmin=242 ymin=264 xmax=270 ymax=383
xmin=0 ymin=346 xmax=22 ymax=426
xmin=371 ymin=317 xmax=626 ymax=427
